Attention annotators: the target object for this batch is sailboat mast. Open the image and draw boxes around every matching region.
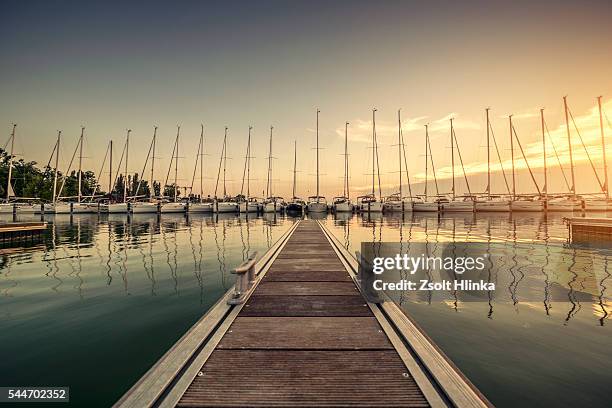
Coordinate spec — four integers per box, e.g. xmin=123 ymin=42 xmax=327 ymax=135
xmin=316 ymin=109 xmax=320 ymax=198
xmin=78 ymin=126 xmax=84 ymax=203
xmin=509 ymin=115 xmax=515 ymax=200
xmin=109 ymin=140 xmax=113 ymax=199
xmin=151 ymin=127 xmax=157 ymax=199
xmin=293 ymin=140 xmax=297 ymax=199
xmin=450 ymin=118 xmax=455 ymax=200
xmin=6 ymin=124 xmax=16 ymax=201
xmin=345 ymin=121 xmax=349 ymax=199
xmin=223 ymin=127 xmax=228 ymax=197
xmin=267 ymin=126 xmax=273 ymax=197
xmin=563 ymin=96 xmax=576 ymax=196
xmin=486 ymin=108 xmax=491 ymax=200
xmin=398 ymin=110 xmax=402 ymax=199
xmin=372 ymin=109 xmax=376 ymax=197
xmin=424 ymin=124 xmax=429 ymax=200
xmin=541 ymin=109 xmax=547 ymax=200
xmin=52 ymin=130 xmax=61 ymax=204
xmin=124 ymin=129 xmax=130 ymax=202
xmin=247 ymin=126 xmax=251 ymax=200
xmin=598 ymin=96 xmax=609 ymax=200
xmin=200 ymin=125 xmax=205 ymax=202
xmin=174 ymin=126 xmax=180 ymax=202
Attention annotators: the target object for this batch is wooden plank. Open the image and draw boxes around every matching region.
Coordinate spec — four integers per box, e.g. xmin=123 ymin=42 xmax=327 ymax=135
xmin=264 ymin=269 xmax=352 ymax=282
xmin=178 ymin=350 xmax=428 ymax=407
xmin=255 ymin=281 xmax=359 ymax=296
xmin=218 ymin=317 xmax=393 ymax=350
xmin=242 ymin=295 xmax=370 ymax=317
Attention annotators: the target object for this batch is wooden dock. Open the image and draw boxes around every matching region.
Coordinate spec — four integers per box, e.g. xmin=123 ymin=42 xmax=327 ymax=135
xmin=116 ymin=220 xmax=490 ymax=408
xmin=0 ymin=222 xmax=47 ymax=242
xmin=565 ymin=217 xmax=612 ymax=242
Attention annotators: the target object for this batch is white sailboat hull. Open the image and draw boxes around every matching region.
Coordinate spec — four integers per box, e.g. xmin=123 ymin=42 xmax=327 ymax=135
xmin=72 ymin=203 xmax=98 ymax=213
xmin=215 ymin=202 xmax=238 ymax=213
xmin=360 ymin=201 xmax=383 ymax=213
xmin=160 ymin=202 xmax=187 ymax=213
xmin=413 ymin=202 xmax=439 ymax=212
xmin=383 ymin=201 xmax=412 ymax=212
xmin=441 ymin=200 xmax=474 ymax=212
xmin=475 ymin=200 xmax=510 ymax=212
xmin=334 ymin=202 xmax=353 ymax=212
xmin=108 ymin=203 xmax=129 ymax=213
xmin=307 ymin=202 xmax=328 ymax=213
xmin=583 ymin=199 xmax=608 ymax=212
xmin=131 ymin=202 xmax=159 ymax=213
xmin=0 ymin=204 xmax=14 ymax=214
xmin=546 ymin=199 xmax=578 ymax=212
xmin=54 ymin=203 xmax=72 ymax=214
xmin=15 ymin=204 xmax=41 ymax=214
xmin=264 ymin=202 xmax=282 ymax=213
xmin=189 ymin=202 xmax=214 ymax=213
xmin=511 ymin=200 xmax=543 ymax=212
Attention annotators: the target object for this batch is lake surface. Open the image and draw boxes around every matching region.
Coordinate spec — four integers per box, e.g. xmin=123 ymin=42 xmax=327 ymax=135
xmin=1 ymin=211 xmax=610 ymax=407
xmin=0 ymin=213 xmax=294 ymax=407
xmin=323 ymin=212 xmax=611 ymax=408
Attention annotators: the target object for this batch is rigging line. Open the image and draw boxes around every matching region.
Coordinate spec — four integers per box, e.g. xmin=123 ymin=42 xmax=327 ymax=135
xmin=452 ymin=126 xmax=472 ymax=195
xmin=606 ymin=111 xmax=612 ymax=131
xmin=93 ymin=142 xmax=110 ymax=196
xmin=190 ymin=133 xmax=202 ymax=193
xmin=45 ymin=138 xmax=59 ymax=169
xmin=511 ymin=123 xmax=541 ymax=194
xmin=544 ymin=119 xmax=572 ymax=192
xmin=374 ymin=120 xmax=382 ymax=199
xmin=400 ymin=126 xmax=413 ymax=198
xmin=134 ymin=136 xmax=154 ymax=198
xmin=568 ymin=107 xmax=605 ymax=192
xmin=163 ymin=137 xmax=177 ymax=188
xmin=489 ymin=121 xmax=511 ymax=195
xmin=427 ymin=131 xmax=440 ymax=196
xmin=112 ymin=139 xmax=127 ymax=195
xmin=56 ymin=136 xmax=81 ymax=199
xmin=240 ymin=132 xmax=249 ymax=196
xmin=214 ymin=136 xmax=225 ymax=197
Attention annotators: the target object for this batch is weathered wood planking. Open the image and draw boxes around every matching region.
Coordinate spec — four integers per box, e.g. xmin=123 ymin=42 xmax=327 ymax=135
xmin=178 ymin=220 xmax=431 ymax=407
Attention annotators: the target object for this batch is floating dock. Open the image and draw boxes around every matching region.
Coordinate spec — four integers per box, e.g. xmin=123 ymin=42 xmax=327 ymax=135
xmin=566 ymin=217 xmax=612 ymax=242
xmin=0 ymin=222 xmax=47 ymax=242
xmin=116 ymin=220 xmax=490 ymax=408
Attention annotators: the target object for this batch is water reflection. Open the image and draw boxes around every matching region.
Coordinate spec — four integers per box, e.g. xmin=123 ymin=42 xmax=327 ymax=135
xmin=326 ymin=212 xmax=611 ymax=324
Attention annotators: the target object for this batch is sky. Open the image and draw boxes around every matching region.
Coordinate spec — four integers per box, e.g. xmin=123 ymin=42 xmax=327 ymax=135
xmin=1 ymin=0 xmax=612 ymax=199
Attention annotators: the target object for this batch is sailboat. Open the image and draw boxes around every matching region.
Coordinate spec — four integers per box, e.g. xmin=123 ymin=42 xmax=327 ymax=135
xmin=213 ymin=127 xmax=238 ymax=213
xmin=539 ymin=106 xmax=575 ymax=212
xmin=508 ymin=116 xmax=544 ymax=212
xmin=413 ymin=124 xmax=442 ymax=212
xmin=307 ymin=109 xmax=328 ymax=213
xmin=55 ymin=127 xmax=98 ymax=213
xmin=238 ymin=126 xmax=259 ymax=213
xmin=333 ymin=122 xmax=353 ymax=212
xmin=383 ymin=110 xmax=413 ymax=212
xmin=441 ymin=118 xmax=474 ymax=212
xmin=132 ymin=126 xmax=160 ymax=213
xmin=189 ymin=125 xmax=213 ymax=213
xmin=263 ymin=126 xmax=284 ymax=213
xmin=1 ymin=124 xmax=17 ymax=214
xmin=578 ymin=96 xmax=609 ymax=211
xmin=287 ymin=140 xmax=306 ymax=214
xmin=108 ymin=129 xmax=131 ymax=213
xmin=358 ymin=108 xmax=383 ymax=213
xmin=160 ymin=126 xmax=187 ymax=213
xmin=475 ymin=108 xmax=511 ymax=212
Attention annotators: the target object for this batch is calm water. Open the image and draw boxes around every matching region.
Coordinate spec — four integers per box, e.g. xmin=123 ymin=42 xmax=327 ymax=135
xmin=323 ymin=212 xmax=611 ymax=408
xmin=1 ymin=212 xmax=610 ymax=407
xmin=0 ymin=213 xmax=294 ymax=407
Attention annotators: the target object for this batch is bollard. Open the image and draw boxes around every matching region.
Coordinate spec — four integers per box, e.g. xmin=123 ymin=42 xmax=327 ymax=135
xmin=227 ymin=252 xmax=258 ymax=305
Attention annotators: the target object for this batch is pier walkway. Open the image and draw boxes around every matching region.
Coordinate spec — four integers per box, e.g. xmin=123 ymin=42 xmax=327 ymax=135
xmin=117 ymin=220 xmax=490 ymax=408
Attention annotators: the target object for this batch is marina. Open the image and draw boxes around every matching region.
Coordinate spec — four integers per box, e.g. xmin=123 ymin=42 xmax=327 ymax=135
xmin=0 ymin=212 xmax=610 ymax=407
